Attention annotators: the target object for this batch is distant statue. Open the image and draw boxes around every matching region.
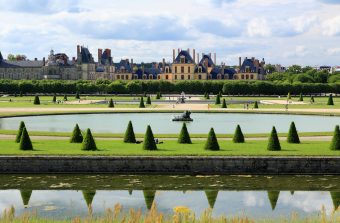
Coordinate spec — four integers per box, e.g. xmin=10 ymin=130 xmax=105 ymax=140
xmin=177 ymin=91 xmax=186 ymax=104
xmin=172 ymin=110 xmax=193 ymax=121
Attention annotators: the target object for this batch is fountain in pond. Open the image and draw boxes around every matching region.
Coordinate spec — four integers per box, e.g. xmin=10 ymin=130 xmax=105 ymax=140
xmin=172 ymin=110 xmax=193 ymax=122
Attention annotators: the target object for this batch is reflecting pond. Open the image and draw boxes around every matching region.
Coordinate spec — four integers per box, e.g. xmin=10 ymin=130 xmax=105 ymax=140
xmin=0 ymin=175 xmax=339 ymax=220
xmin=1 ymin=113 xmax=340 ymax=133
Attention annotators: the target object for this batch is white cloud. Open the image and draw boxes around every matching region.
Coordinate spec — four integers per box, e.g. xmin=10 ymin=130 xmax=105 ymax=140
xmin=246 ymin=18 xmax=271 ymax=37
xmin=322 ymin=16 xmax=340 ymax=36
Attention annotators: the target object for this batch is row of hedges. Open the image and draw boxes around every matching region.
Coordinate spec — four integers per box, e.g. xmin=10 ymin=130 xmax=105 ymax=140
xmin=0 ymin=79 xmax=339 ymax=95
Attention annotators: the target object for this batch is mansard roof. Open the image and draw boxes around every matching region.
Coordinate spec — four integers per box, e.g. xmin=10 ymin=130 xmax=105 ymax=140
xmin=116 ymin=59 xmax=132 ymax=72
xmin=0 ymin=51 xmax=3 ymax=62
xmin=240 ymin=58 xmax=256 ymax=72
xmin=0 ymin=60 xmax=44 ymax=68
xmin=174 ymin=50 xmax=194 ymax=63
xmin=210 ymin=66 xmax=236 ymax=79
xmin=199 ymin=54 xmax=215 ymax=67
xmin=80 ymin=46 xmax=94 ymax=63
xmin=100 ymin=50 xmax=113 ymax=65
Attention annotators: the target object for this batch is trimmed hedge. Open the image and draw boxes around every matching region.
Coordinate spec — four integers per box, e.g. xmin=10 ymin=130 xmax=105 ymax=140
xmin=221 ymin=98 xmax=227 ymax=108
xmin=108 ymin=98 xmax=114 ymax=108
xmin=287 ymin=122 xmax=300 ymax=144
xmin=33 ymin=95 xmax=40 ymax=105
xmin=204 ymin=128 xmax=219 ymax=151
xmin=70 ymin=124 xmax=83 ymax=143
xmin=267 ymin=126 xmax=281 ymax=151
xmin=330 ymin=125 xmax=340 ymax=151
xmin=143 ymin=125 xmax=157 ymax=150
xmin=15 ymin=121 xmax=26 ymax=143
xmin=19 ymin=127 xmax=33 ymax=151
xmin=178 ymin=123 xmax=192 ymax=144
xmin=139 ymin=97 xmax=145 ymax=108
xmin=82 ymin=128 xmax=97 ymax=151
xmin=124 ymin=121 xmax=136 ymax=143
xmin=233 ymin=125 xmax=245 ymax=143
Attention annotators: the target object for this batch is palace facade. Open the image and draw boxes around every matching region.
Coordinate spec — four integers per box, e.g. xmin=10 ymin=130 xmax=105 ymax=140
xmin=0 ymin=46 xmax=266 ymax=81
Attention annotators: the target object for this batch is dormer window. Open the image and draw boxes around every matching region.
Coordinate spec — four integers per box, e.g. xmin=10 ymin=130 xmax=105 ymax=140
xmin=245 ymin=66 xmax=250 ymax=73
xmin=180 ymin=56 xmax=185 ymax=63
xmin=198 ymin=67 xmax=202 ymax=73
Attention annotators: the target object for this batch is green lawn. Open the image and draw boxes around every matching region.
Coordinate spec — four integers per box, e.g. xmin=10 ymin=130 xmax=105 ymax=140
xmin=1 ymin=139 xmax=339 ymax=156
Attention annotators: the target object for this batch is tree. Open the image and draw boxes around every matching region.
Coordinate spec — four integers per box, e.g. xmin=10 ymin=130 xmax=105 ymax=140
xmin=19 ymin=127 xmax=33 ymax=151
xmin=146 ymin=96 xmax=151 ymax=105
xmin=254 ymin=101 xmax=259 ymax=109
xmin=124 ymin=121 xmax=136 ymax=143
xmin=221 ymin=99 xmax=227 ymax=108
xmin=287 ymin=92 xmax=291 ymax=100
xmin=52 ymin=94 xmax=57 ymax=103
xmin=156 ymin=92 xmax=161 ymax=99
xmin=178 ymin=123 xmax=192 ymax=144
xmin=20 ymin=190 xmax=32 ymax=207
xmin=82 ymin=190 xmax=96 ymax=208
xmin=265 ymin=64 xmax=276 ymax=74
xmin=267 ymin=127 xmax=281 ymax=151
xmin=267 ymin=191 xmax=280 ymax=210
xmin=327 ymin=94 xmax=334 ymax=106
xmin=206 ymin=94 xmax=210 ymax=99
xmin=64 ymin=95 xmax=68 ymax=101
xmin=108 ymin=98 xmax=114 ymax=108
xmin=215 ymin=94 xmax=221 ymax=105
xmin=70 ymin=124 xmax=83 ymax=143
xmin=139 ymin=97 xmax=145 ymax=108
xmin=19 ymin=91 xmax=23 ymax=97
xmin=287 ymin=122 xmax=300 ymax=144
xmin=287 ymin=65 xmax=302 ymax=74
xmin=330 ymin=125 xmax=340 ymax=150
xmin=204 ymin=128 xmax=219 ymax=151
xmin=82 ymin=128 xmax=97 ymax=151
xmin=330 ymin=192 xmax=339 ymax=210
xmin=143 ymin=125 xmax=157 ymax=150
xmin=143 ymin=190 xmax=156 ymax=210
xmin=15 ymin=121 xmax=26 ymax=143
xmin=298 ymin=93 xmax=303 ymax=101
xmin=205 ymin=190 xmax=219 ymax=209
xmin=33 ymin=95 xmax=40 ymax=105
xmin=75 ymin=92 xmax=80 ymax=99
xmin=310 ymin=96 xmax=314 ymax=103
xmin=233 ymin=125 xmax=245 ymax=143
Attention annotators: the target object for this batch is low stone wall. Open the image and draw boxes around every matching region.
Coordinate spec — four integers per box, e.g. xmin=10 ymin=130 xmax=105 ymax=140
xmin=0 ymin=156 xmax=339 ymax=174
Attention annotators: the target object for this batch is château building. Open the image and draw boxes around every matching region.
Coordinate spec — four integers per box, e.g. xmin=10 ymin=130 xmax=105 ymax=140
xmin=0 ymin=45 xmax=267 ymax=81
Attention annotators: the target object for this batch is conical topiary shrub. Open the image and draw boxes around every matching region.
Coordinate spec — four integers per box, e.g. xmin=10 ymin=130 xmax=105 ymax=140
xmin=82 ymin=128 xmax=97 ymax=151
xmin=64 ymin=95 xmax=68 ymax=101
xmin=52 ymin=94 xmax=57 ymax=103
xmin=156 ymin=92 xmax=161 ymax=99
xmin=287 ymin=122 xmax=300 ymax=144
xmin=19 ymin=127 xmax=33 ymax=151
xmin=310 ymin=96 xmax=314 ymax=103
xmin=124 ymin=121 xmax=136 ymax=143
xmin=20 ymin=190 xmax=32 ymax=207
xmin=75 ymin=92 xmax=80 ymax=99
xmin=20 ymin=91 xmax=23 ymax=97
xmin=70 ymin=124 xmax=83 ymax=143
xmin=298 ymin=93 xmax=303 ymax=101
xmin=267 ymin=126 xmax=281 ymax=151
xmin=108 ymin=98 xmax=114 ymax=108
xmin=233 ymin=125 xmax=245 ymax=143
xmin=330 ymin=192 xmax=339 ymax=210
xmin=215 ymin=94 xmax=221 ymax=105
xmin=330 ymin=125 xmax=340 ymax=151
xmin=143 ymin=125 xmax=157 ymax=150
xmin=143 ymin=190 xmax=156 ymax=210
xmin=82 ymin=190 xmax=96 ymax=208
xmin=178 ymin=123 xmax=192 ymax=144
xmin=205 ymin=190 xmax=219 ymax=209
xmin=139 ymin=97 xmax=145 ymax=108
xmin=327 ymin=94 xmax=334 ymax=106
xmin=204 ymin=128 xmax=220 ymax=151
xmin=221 ymin=99 xmax=227 ymax=108
xmin=206 ymin=94 xmax=210 ymax=99
xmin=146 ymin=96 xmax=151 ymax=105
xmin=15 ymin=121 xmax=26 ymax=143
xmin=33 ymin=95 xmax=40 ymax=105
xmin=287 ymin=92 xmax=291 ymax=100
xmin=143 ymin=92 xmax=147 ymax=97
xmin=267 ymin=191 xmax=280 ymax=210
xmin=254 ymin=101 xmax=259 ymax=109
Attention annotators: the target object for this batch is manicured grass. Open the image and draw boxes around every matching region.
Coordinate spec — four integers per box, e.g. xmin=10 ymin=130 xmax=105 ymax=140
xmin=0 ymin=139 xmax=339 ymax=156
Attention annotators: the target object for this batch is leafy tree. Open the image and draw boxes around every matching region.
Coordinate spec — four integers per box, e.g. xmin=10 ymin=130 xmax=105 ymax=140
xmin=221 ymin=98 xmax=227 ymax=108
xmin=143 ymin=125 xmax=157 ymax=150
xmin=204 ymin=128 xmax=219 ymax=151
xmin=33 ymin=95 xmax=40 ymax=105
xmin=287 ymin=122 xmax=300 ymax=144
xmin=302 ymin=66 xmax=314 ymax=73
xmin=205 ymin=190 xmax=219 ymax=209
xmin=265 ymin=64 xmax=276 ymax=74
xmin=124 ymin=121 xmax=136 ymax=143
xmin=330 ymin=125 xmax=340 ymax=150
xmin=310 ymin=96 xmax=314 ymax=103
xmin=298 ymin=93 xmax=303 ymax=101
xmin=327 ymin=94 xmax=334 ymax=106
xmin=287 ymin=65 xmax=302 ymax=74
xmin=75 ymin=92 xmax=80 ymax=99
xmin=178 ymin=123 xmax=192 ymax=144
xmin=254 ymin=101 xmax=259 ymax=109
xmin=146 ymin=96 xmax=151 ymax=105
xmin=70 ymin=124 xmax=83 ymax=143
xmin=108 ymin=98 xmax=114 ymax=108
xmin=267 ymin=126 xmax=281 ymax=151
xmin=293 ymin=73 xmax=315 ymax=83
xmin=15 ymin=121 xmax=26 ymax=143
xmin=19 ymin=127 xmax=33 ymax=151
xmin=267 ymin=191 xmax=280 ymax=210
xmin=215 ymin=94 xmax=221 ymax=105
xmin=82 ymin=128 xmax=97 ymax=151
xmin=233 ymin=125 xmax=245 ymax=143
xmin=64 ymin=95 xmax=68 ymax=101
xmin=156 ymin=92 xmax=161 ymax=99
xmin=139 ymin=97 xmax=145 ymax=108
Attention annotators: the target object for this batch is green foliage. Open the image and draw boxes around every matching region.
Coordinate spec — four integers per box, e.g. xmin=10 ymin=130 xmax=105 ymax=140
xmin=143 ymin=190 xmax=156 ymax=210
xmin=124 ymin=121 xmax=136 ymax=143
xmin=82 ymin=128 xmax=97 ymax=151
xmin=143 ymin=92 xmax=147 ymax=97
xmin=298 ymin=93 xmax=303 ymax=101
xmin=221 ymin=99 xmax=227 ymax=108
xmin=139 ymin=97 xmax=145 ymax=108
xmin=233 ymin=125 xmax=245 ymax=143
xmin=143 ymin=125 xmax=157 ymax=150
xmin=206 ymin=94 xmax=210 ymax=99
xmin=204 ymin=128 xmax=219 ymax=151
xmin=108 ymin=98 xmax=114 ymax=108
xmin=205 ymin=190 xmax=219 ymax=209
xmin=178 ymin=123 xmax=192 ymax=144
xmin=327 ymin=94 xmax=334 ymax=105
xmin=20 ymin=190 xmax=32 ymax=206
xmin=215 ymin=94 xmax=221 ymax=105
xmin=330 ymin=125 xmax=340 ymax=151
xmin=19 ymin=91 xmax=23 ymax=97
xmin=254 ymin=101 xmax=258 ymax=109
xmin=33 ymin=95 xmax=40 ymax=105
xmin=70 ymin=124 xmax=83 ymax=143
xmin=267 ymin=191 xmax=280 ymax=210
xmin=156 ymin=92 xmax=161 ymax=99
xmin=64 ymin=95 xmax=68 ymax=101
xmin=146 ymin=96 xmax=151 ymax=105
xmin=310 ymin=96 xmax=314 ymax=103
xmin=287 ymin=65 xmax=302 ymax=74
xmin=75 ymin=92 xmax=80 ymax=99
xmin=52 ymin=94 xmax=56 ymax=103
xmin=82 ymin=190 xmax=96 ymax=207
xmin=19 ymin=127 xmax=33 ymax=151
xmin=287 ymin=92 xmax=291 ymax=100
xmin=330 ymin=192 xmax=339 ymax=210
xmin=15 ymin=121 xmax=26 ymax=143
xmin=267 ymin=126 xmax=281 ymax=151
xmin=287 ymin=122 xmax=300 ymax=144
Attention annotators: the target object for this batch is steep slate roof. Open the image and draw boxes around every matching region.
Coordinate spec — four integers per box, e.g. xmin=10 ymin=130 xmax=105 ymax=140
xmin=80 ymin=47 xmax=94 ymax=63
xmin=199 ymin=54 xmax=215 ymax=67
xmin=174 ymin=50 xmax=194 ymax=63
xmin=240 ymin=58 xmax=257 ymax=73
xmin=0 ymin=60 xmax=44 ymax=68
xmin=144 ymin=67 xmax=161 ymax=79
xmin=116 ymin=59 xmax=132 ymax=72
xmin=0 ymin=51 xmax=3 ymax=63
xmin=100 ymin=50 xmax=113 ymax=65
xmin=194 ymin=64 xmax=207 ymax=73
xmin=209 ymin=67 xmax=236 ymax=79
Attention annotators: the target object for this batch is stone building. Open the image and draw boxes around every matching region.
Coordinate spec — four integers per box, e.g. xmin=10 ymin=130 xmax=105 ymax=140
xmin=234 ymin=57 xmax=266 ymax=80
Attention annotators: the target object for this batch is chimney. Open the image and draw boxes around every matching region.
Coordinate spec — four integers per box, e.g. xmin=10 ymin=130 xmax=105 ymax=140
xmin=72 ymin=57 xmax=75 ymax=63
xmin=131 ymin=58 xmax=133 ymax=66
xmin=239 ymin=57 xmax=242 ymax=68
xmin=43 ymin=57 xmax=45 ymax=66
xmin=178 ymin=48 xmax=180 ymax=54
xmin=162 ymin=58 xmax=165 ymax=71
xmin=108 ymin=49 xmax=111 ymax=58
xmin=205 ymin=58 xmax=208 ymax=69
xmin=77 ymin=45 xmax=80 ymax=56
xmin=251 ymin=57 xmax=255 ymax=61
xmin=193 ymin=49 xmax=195 ymax=63
xmin=34 ymin=58 xmax=37 ymax=61
xmin=197 ymin=53 xmax=200 ymax=64
xmin=214 ymin=53 xmax=216 ymax=64
xmin=209 ymin=53 xmax=211 ymax=58
xmin=187 ymin=48 xmax=190 ymax=54
xmin=98 ymin=48 xmax=102 ymax=63
xmin=173 ymin=49 xmax=175 ymax=62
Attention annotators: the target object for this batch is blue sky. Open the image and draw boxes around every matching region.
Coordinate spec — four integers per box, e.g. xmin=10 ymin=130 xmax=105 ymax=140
xmin=0 ymin=0 xmax=340 ymax=66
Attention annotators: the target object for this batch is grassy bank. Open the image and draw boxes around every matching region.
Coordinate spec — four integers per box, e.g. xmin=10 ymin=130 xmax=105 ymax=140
xmin=1 ymin=139 xmax=339 ymax=156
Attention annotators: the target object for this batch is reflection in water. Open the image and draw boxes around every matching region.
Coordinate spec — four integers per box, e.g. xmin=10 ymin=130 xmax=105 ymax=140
xmin=331 ymin=192 xmax=339 ymax=210
xmin=20 ymin=190 xmax=32 ymax=208
xmin=204 ymin=190 xmax=219 ymax=209
xmin=143 ymin=190 xmax=156 ymax=210
xmin=267 ymin=191 xmax=280 ymax=210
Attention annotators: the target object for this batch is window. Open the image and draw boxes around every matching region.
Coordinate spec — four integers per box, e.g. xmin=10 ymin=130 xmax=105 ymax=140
xmin=165 ymin=68 xmax=169 ymax=73
xmin=166 ymin=75 xmax=169 ymax=80
xmin=175 ymin=67 xmax=177 ymax=73
xmin=175 ymin=75 xmax=177 ymax=80
xmin=117 ymin=75 xmax=120 ymax=79
xmin=121 ymin=75 xmax=125 ymax=80
xmin=126 ymin=75 xmax=129 ymax=80
xmin=246 ymin=75 xmax=249 ymax=80
xmin=245 ymin=66 xmax=250 ymax=73
xmin=250 ymin=74 xmax=254 ymax=79
xmin=181 ymin=75 xmax=184 ymax=80
xmin=158 ymin=75 xmax=161 ymax=79
xmin=198 ymin=75 xmax=202 ymax=80
xmin=149 ymin=75 xmax=153 ymax=80
xmin=181 ymin=66 xmax=184 ymax=73
xmin=181 ymin=57 xmax=185 ymax=63
xmin=198 ymin=67 xmax=202 ymax=73
xmin=217 ymin=74 xmax=221 ymax=79
xmin=188 ymin=67 xmax=190 ymax=73
xmin=241 ymin=75 xmax=245 ymax=79
xmin=188 ymin=75 xmax=190 ymax=80
xmin=143 ymin=74 xmax=147 ymax=80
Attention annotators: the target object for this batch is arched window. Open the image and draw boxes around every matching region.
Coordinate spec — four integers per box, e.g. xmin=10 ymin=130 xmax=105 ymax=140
xmin=158 ymin=75 xmax=161 ymax=79
xmin=198 ymin=75 xmax=202 ymax=80
xmin=166 ymin=75 xmax=169 ymax=80
xmin=217 ymin=74 xmax=221 ymax=79
xmin=143 ymin=74 xmax=147 ymax=80
xmin=149 ymin=74 xmax=153 ymax=79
